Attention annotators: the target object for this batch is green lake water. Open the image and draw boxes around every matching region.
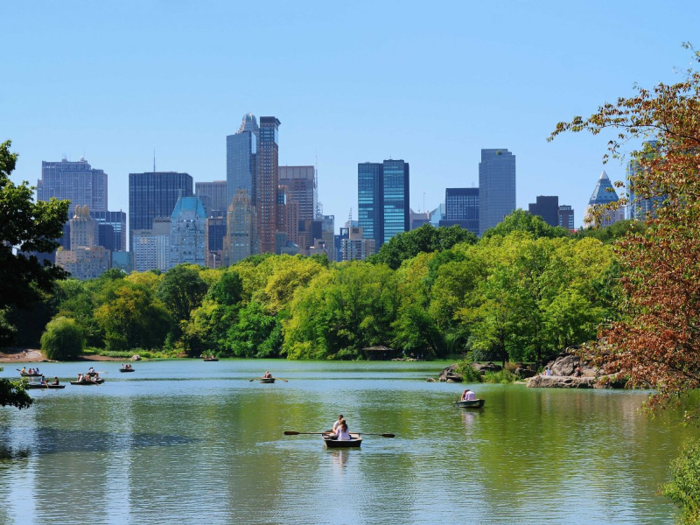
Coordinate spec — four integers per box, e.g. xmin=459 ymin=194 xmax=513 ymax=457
xmin=0 ymin=359 xmax=696 ymax=524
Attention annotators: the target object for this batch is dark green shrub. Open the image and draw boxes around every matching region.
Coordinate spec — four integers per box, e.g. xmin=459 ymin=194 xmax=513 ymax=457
xmin=662 ymin=440 xmax=700 ymax=525
xmin=483 ymin=369 xmax=516 ymax=384
xmin=40 ymin=317 xmax=84 ymax=360
xmin=455 ymin=360 xmax=482 ymax=383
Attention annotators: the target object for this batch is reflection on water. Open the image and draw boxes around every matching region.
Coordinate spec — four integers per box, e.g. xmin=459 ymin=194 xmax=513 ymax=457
xmin=0 ymin=360 xmax=697 ymax=525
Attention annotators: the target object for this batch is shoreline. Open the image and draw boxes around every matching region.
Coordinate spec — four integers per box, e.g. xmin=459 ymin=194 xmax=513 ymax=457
xmin=0 ymin=349 xmax=125 ymax=364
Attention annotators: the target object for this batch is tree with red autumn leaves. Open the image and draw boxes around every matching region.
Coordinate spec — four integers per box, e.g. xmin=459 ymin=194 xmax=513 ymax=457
xmin=550 ymin=45 xmax=700 ymax=416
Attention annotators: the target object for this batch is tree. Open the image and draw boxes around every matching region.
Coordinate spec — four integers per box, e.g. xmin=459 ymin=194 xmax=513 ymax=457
xmin=0 ymin=140 xmax=69 ymax=409
xmin=482 ymin=209 xmax=570 ymax=240
xmin=156 ymin=264 xmax=209 ymax=341
xmin=40 ymin=316 xmax=84 ymax=360
xmin=369 ymin=224 xmax=477 ymax=270
xmin=0 ymin=140 xmax=69 ymax=332
xmin=550 ymin=47 xmax=700 ymax=413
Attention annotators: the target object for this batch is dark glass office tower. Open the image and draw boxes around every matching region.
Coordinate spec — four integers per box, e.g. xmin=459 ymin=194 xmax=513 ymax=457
xmin=478 ymin=149 xmax=516 ymax=235
xmin=90 ymin=210 xmax=127 ymax=251
xmin=128 ymin=171 xmax=193 ymax=251
xmin=382 ymin=160 xmax=410 ymax=245
xmin=257 ymin=116 xmax=282 ymax=254
xmin=528 ymin=195 xmax=559 ymax=227
xmin=358 ymin=162 xmax=383 ymax=250
xmin=358 ymin=160 xmax=410 ymax=250
xmin=226 ymin=113 xmax=259 ymax=207
xmin=439 ymin=188 xmax=479 ymax=235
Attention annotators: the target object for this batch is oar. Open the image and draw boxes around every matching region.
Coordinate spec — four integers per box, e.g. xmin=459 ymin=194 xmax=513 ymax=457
xmin=273 ymin=377 xmax=288 ymax=383
xmin=284 ymin=431 xmax=329 ymax=435
xmin=356 ymin=433 xmax=396 ymax=438
xmin=249 ymin=377 xmax=263 ymax=382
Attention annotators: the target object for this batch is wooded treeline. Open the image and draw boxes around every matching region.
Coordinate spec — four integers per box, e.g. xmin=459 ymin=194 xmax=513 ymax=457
xmin=23 ymin=213 xmax=625 ymax=363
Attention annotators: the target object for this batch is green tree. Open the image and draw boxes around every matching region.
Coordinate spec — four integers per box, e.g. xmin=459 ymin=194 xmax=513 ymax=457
xmin=40 ymin=316 xmax=84 ymax=360
xmin=482 ymin=209 xmax=570 ymax=239
xmin=0 ymin=140 xmax=69 ymax=409
xmin=156 ymin=264 xmax=209 ymax=341
xmin=0 ymin=140 xmax=70 ymax=338
xmin=0 ymin=367 xmax=32 ymax=409
xmin=369 ymin=224 xmax=477 ymax=270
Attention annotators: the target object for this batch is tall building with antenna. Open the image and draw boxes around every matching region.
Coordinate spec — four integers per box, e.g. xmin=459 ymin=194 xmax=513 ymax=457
xmin=128 ymin=171 xmax=193 ymax=251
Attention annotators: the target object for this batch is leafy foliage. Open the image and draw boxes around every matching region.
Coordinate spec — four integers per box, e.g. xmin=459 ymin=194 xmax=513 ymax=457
xmin=662 ymin=440 xmax=700 ymax=525
xmin=0 ymin=368 xmax=32 ymax=409
xmin=550 ymin=47 xmax=700 ymax=414
xmin=40 ymin=316 xmax=84 ymax=360
xmin=369 ymin=224 xmax=477 ymax=270
xmin=482 ymin=209 xmax=570 ymax=239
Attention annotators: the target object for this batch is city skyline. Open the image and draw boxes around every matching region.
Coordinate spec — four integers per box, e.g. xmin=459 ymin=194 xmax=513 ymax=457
xmin=4 ymin=2 xmax=699 ymax=233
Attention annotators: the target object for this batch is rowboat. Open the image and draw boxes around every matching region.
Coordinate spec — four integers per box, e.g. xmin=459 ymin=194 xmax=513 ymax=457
xmin=259 ymin=377 xmax=275 ymax=383
xmin=70 ymin=378 xmax=105 ymax=385
xmin=322 ymin=432 xmax=362 ymax=448
xmin=26 ymin=383 xmax=66 ymax=389
xmin=119 ymin=367 xmax=135 ymax=373
xmin=454 ymin=399 xmax=485 ymax=409
xmin=20 ymin=372 xmax=43 ymax=377
xmin=203 ymin=357 xmax=219 ymax=362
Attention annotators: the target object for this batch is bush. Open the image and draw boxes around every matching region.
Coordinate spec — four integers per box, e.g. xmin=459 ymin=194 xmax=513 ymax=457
xmin=455 ymin=360 xmax=482 ymax=383
xmin=40 ymin=317 xmax=84 ymax=361
xmin=662 ymin=440 xmax=700 ymax=525
xmin=483 ymin=369 xmax=516 ymax=384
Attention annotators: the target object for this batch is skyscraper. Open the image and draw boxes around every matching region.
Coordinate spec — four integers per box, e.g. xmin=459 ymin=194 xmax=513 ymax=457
xmin=90 ymin=210 xmax=127 ymax=252
xmin=478 ymin=149 xmax=516 ymax=235
xmin=585 ymin=171 xmax=624 ymax=227
xmin=279 ymin=165 xmax=317 ymax=248
xmin=225 ymin=189 xmax=256 ymax=265
xmin=128 ymin=171 xmax=193 ymax=250
xmin=358 ymin=162 xmax=383 ymax=249
xmin=558 ymin=205 xmax=575 ymax=230
xmin=256 ymin=116 xmax=283 ymax=254
xmin=55 ymin=205 xmax=110 ymax=280
xmin=439 ymin=188 xmax=479 ymax=235
xmin=382 ymin=160 xmax=410 ymax=245
xmin=528 ymin=195 xmax=559 ymax=227
xmin=169 ymin=196 xmax=207 ymax=268
xmin=195 ymin=181 xmax=228 ymax=218
xmin=226 ymin=113 xmax=259 ymax=206
xmin=357 ymin=160 xmax=410 ymax=250
xmin=38 ymin=158 xmax=108 ymax=212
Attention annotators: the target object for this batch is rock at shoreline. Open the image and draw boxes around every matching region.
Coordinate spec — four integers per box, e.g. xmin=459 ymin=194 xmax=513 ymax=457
xmin=527 ymin=375 xmax=596 ymax=389
xmin=438 ymin=364 xmax=463 ymax=382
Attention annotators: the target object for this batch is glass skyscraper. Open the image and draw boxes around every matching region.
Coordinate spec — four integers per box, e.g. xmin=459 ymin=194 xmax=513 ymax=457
xmin=358 ymin=160 xmax=410 ymax=250
xmin=382 ymin=160 xmax=410 ymax=245
xmin=439 ymin=188 xmax=479 ymax=235
xmin=226 ymin=113 xmax=259 ymax=207
xmin=478 ymin=149 xmax=516 ymax=235
xmin=128 ymin=171 xmax=193 ymax=251
xmin=257 ymin=116 xmax=282 ymax=254
xmin=358 ymin=162 xmax=383 ymax=248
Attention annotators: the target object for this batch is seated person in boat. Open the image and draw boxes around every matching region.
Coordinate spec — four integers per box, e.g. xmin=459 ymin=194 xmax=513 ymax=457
xmin=40 ymin=376 xmax=48 ymax=386
xmin=88 ymin=367 xmax=95 ymax=375
xmin=461 ymin=389 xmax=477 ymax=401
xmin=334 ymin=420 xmax=352 ymax=440
xmin=263 ymin=371 xmax=272 ymax=378
xmin=21 ymin=367 xmax=26 ymax=374
xmin=332 ymin=414 xmax=344 ymax=433
xmin=35 ymin=368 xmax=40 ymax=375
xmin=124 ymin=364 xmax=132 ymax=370
xmin=77 ymin=373 xmax=84 ymax=382
xmin=27 ymin=368 xmax=34 ymax=375
xmin=51 ymin=376 xmax=59 ymax=385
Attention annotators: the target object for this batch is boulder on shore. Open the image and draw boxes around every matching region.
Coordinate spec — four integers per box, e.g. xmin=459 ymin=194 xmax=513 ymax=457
xmin=472 ymin=362 xmax=502 ymax=373
xmin=527 ymin=375 xmax=596 ymax=389
xmin=438 ymin=364 xmax=463 ymax=382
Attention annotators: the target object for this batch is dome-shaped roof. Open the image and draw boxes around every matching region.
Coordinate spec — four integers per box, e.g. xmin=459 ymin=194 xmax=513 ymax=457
xmin=238 ymin=113 xmax=259 ymax=134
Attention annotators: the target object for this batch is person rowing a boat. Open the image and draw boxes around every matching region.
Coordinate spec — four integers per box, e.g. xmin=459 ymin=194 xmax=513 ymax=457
xmin=51 ymin=376 xmax=59 ymax=386
xmin=263 ymin=371 xmax=272 ymax=379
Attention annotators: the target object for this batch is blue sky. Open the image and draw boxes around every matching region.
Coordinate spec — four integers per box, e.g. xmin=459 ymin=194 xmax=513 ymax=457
xmin=3 ymin=1 xmax=699 ymax=230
